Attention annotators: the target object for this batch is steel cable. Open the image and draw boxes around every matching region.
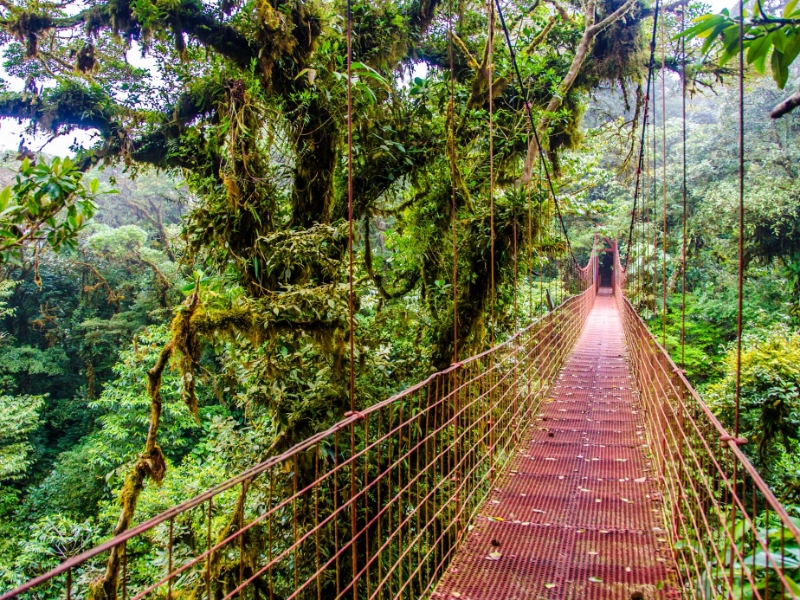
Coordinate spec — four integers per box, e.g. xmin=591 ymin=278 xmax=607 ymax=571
xmin=493 ymin=0 xmax=576 ymax=268
xmin=734 ymin=0 xmax=745 ymax=437
xmin=624 ymin=0 xmax=661 ymax=269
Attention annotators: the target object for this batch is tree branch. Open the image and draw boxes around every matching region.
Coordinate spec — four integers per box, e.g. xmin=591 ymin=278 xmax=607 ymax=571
xmin=771 ymin=90 xmax=800 ymax=118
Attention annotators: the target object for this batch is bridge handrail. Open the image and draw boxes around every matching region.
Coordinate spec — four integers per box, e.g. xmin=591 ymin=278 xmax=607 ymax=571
xmin=620 ymin=293 xmax=800 ymax=542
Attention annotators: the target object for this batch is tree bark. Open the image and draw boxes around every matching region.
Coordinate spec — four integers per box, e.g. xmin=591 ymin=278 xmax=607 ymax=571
xmin=521 ymin=0 xmax=638 ymax=183
xmin=771 ymin=90 xmax=800 ymax=119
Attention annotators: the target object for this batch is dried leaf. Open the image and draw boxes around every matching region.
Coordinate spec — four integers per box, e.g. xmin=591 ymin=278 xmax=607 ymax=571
xmin=486 ymin=551 xmax=502 ymax=561
xmin=634 ymin=477 xmax=647 ymax=483
xmin=544 ymin=583 xmax=557 ymax=589
xmin=588 ymin=576 xmax=603 ymax=583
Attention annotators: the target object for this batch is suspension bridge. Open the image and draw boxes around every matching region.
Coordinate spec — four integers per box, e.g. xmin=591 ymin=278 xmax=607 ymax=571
xmin=3 ymin=0 xmax=799 ymax=594
xmin=2 ymin=243 xmax=799 ymax=600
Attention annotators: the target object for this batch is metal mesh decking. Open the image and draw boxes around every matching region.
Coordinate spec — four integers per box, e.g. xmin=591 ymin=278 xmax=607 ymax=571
xmin=433 ymin=289 xmax=678 ymax=599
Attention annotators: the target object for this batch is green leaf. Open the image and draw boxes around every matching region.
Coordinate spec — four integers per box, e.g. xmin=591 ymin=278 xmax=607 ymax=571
xmin=772 ymin=28 xmax=789 ymax=52
xmin=701 ymin=21 xmax=734 ymax=57
xmin=718 ymin=25 xmax=742 ymax=67
xmin=746 ymin=33 xmax=772 ymax=74
xmin=781 ymin=31 xmax=800 ymax=67
xmin=351 ymin=62 xmax=392 ymax=92
xmin=772 ymin=48 xmax=790 ymax=88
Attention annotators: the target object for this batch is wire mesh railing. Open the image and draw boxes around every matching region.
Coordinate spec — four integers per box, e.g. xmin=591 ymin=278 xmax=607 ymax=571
xmin=3 ymin=254 xmax=597 ymax=600
xmin=613 ymin=244 xmax=800 ymax=600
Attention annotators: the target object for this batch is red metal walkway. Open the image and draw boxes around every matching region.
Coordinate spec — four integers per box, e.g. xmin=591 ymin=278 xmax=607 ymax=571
xmin=434 ymin=289 xmax=676 ymax=599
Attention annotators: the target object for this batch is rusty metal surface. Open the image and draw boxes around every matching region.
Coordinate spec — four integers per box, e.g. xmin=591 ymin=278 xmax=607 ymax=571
xmin=433 ymin=289 xmax=677 ymax=600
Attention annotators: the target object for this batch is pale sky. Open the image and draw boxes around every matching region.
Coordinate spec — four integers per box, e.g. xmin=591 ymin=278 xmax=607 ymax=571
xmin=0 ymin=0 xmax=735 ymax=158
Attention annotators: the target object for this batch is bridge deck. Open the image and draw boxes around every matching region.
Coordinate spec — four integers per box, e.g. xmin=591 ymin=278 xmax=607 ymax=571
xmin=434 ymin=290 xmax=677 ymax=599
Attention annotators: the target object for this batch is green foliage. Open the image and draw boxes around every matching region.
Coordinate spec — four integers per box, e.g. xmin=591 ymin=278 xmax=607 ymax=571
xmin=0 ymin=393 xmax=44 ymax=481
xmin=683 ymin=2 xmax=800 ymax=89
xmin=0 ymin=158 xmax=104 ymax=265
xmin=0 ymin=279 xmax=14 ymax=320
xmin=707 ymin=326 xmax=800 ymax=477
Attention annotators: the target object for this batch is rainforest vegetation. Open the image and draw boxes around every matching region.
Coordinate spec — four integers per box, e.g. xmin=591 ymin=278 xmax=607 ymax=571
xmin=1 ymin=0 xmax=800 ymax=591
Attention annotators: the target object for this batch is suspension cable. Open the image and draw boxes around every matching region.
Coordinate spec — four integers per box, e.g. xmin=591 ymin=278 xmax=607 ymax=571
xmin=650 ymin=81 xmax=658 ymax=314
xmin=660 ymin=20 xmax=667 ymax=348
xmin=681 ymin=4 xmax=687 ymax=369
xmin=493 ymin=0 xmax=576 ymax=267
xmin=345 ymin=0 xmax=357 ymax=592
xmin=489 ymin=0 xmax=496 ymax=344
xmin=624 ymin=0 xmax=661 ymax=269
xmin=346 ymin=0 xmax=355 ymax=415
xmin=527 ymin=160 xmax=534 ymax=320
xmin=449 ymin=0 xmax=458 ymax=362
xmin=539 ymin=161 xmax=545 ymax=315
xmin=734 ymin=0 xmax=745 ymax=437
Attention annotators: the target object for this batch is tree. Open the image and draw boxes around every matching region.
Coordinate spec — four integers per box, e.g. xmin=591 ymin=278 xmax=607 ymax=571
xmin=0 ymin=157 xmax=101 ymax=267
xmin=683 ymin=0 xmax=800 ymax=118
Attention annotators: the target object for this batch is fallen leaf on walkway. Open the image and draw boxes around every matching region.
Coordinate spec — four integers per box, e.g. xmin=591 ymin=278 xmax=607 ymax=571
xmin=545 ymin=457 xmax=556 ymax=461
xmin=587 ymin=551 xmax=599 ymax=556
xmin=486 ymin=551 xmax=502 ymax=561
xmin=521 ymin=522 xmax=530 ymax=526
xmin=486 ymin=516 xmax=504 ymax=522
xmin=621 ymin=497 xmax=633 ymax=504
xmin=588 ymin=576 xmax=603 ymax=583
xmin=532 ymin=509 xmax=545 ymax=513
xmin=544 ymin=583 xmax=557 ymax=589
xmin=579 ymin=487 xmax=591 ymax=492
xmin=634 ymin=477 xmax=647 ymax=483
xmin=595 ymin=498 xmax=602 ymax=503
xmin=451 ymin=593 xmax=462 ymax=598
xmin=615 ymin=458 xmax=627 ymax=462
